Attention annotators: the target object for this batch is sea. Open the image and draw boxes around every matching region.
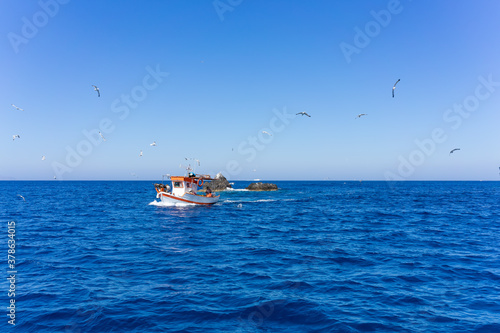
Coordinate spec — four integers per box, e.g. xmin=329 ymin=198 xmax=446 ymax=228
xmin=1 ymin=180 xmax=499 ymax=332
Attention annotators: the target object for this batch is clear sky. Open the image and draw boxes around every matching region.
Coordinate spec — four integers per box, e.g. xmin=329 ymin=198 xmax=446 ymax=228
xmin=1 ymin=0 xmax=500 ymax=180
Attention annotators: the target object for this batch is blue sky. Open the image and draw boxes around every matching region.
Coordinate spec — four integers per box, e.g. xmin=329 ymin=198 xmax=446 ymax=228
xmin=1 ymin=0 xmax=500 ymax=180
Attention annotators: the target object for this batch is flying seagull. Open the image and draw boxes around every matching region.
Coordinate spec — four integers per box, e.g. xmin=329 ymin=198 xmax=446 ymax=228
xmin=392 ymin=79 xmax=400 ymax=98
xmin=262 ymin=131 xmax=272 ymax=136
xmin=150 ymin=141 xmax=156 ymax=146
xmin=12 ymin=135 xmax=20 ymax=140
xmin=11 ymin=104 xmax=24 ymax=111
xmin=139 ymin=150 xmax=143 ymax=157
xmin=92 ymin=85 xmax=100 ymax=97
xmin=296 ymin=112 xmax=311 ymax=117
xmin=356 ymin=113 xmax=368 ymax=119
xmin=42 ymin=156 xmax=46 ymax=161
xmin=99 ymin=131 xmax=106 ymax=141
xmin=449 ymin=148 xmax=460 ymax=155
xmin=18 ymin=194 xmax=25 ymax=201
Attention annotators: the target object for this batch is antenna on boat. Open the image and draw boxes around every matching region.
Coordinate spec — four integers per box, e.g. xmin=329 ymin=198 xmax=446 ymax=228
xmin=180 ymin=157 xmax=201 ymax=175
xmin=179 ymin=163 xmax=194 ymax=176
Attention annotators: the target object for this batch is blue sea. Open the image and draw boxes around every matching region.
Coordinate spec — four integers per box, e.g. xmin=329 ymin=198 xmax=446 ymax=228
xmin=1 ymin=180 xmax=499 ymax=332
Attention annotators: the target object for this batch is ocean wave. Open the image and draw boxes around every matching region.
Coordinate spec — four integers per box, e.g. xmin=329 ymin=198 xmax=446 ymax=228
xmin=223 ymin=198 xmax=297 ymax=203
xmin=7 ymin=180 xmax=500 ymax=332
xmin=223 ymin=199 xmax=277 ymax=203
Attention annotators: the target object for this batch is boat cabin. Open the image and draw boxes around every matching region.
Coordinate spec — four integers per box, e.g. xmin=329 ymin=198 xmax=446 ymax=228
xmin=170 ymin=176 xmax=204 ymax=196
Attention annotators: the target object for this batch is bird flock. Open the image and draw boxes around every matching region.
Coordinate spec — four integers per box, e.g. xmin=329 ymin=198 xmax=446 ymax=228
xmin=8 ymin=85 xmax=161 ymax=181
xmin=9 ymin=79 xmax=482 ymax=186
xmin=280 ymin=80 xmax=466 ymax=161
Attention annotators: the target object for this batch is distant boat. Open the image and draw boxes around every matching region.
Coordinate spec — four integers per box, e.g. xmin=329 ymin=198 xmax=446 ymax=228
xmin=154 ymin=174 xmax=220 ymax=205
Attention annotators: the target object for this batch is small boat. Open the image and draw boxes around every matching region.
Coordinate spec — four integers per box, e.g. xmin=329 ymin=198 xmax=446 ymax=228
xmin=154 ymin=173 xmax=220 ymax=205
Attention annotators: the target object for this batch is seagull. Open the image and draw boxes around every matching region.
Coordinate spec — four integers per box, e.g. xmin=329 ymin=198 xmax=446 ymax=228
xmin=139 ymin=150 xmax=143 ymax=157
xmin=53 ymin=176 xmax=56 ymax=180
xmin=42 ymin=156 xmax=46 ymax=161
xmin=18 ymin=194 xmax=25 ymax=201
xmin=99 ymin=131 xmax=106 ymax=141
xmin=356 ymin=113 xmax=368 ymax=119
xmin=195 ymin=159 xmax=200 ymax=166
xmin=150 ymin=141 xmax=156 ymax=146
xmin=296 ymin=112 xmax=311 ymax=117
xmin=12 ymin=135 xmax=20 ymax=140
xmin=92 ymin=85 xmax=100 ymax=97
xmin=392 ymin=79 xmax=400 ymax=98
xmin=449 ymin=148 xmax=460 ymax=155
xmin=11 ymin=104 xmax=24 ymax=111
xmin=262 ymin=131 xmax=272 ymax=136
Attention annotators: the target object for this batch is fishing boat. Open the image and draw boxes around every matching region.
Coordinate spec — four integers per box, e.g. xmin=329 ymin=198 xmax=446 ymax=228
xmin=154 ymin=173 xmax=220 ymax=205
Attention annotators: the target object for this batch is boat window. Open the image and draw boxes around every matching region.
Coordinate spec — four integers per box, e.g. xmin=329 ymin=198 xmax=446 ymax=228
xmin=186 ymin=183 xmax=191 ymax=188
xmin=173 ymin=182 xmax=183 ymax=188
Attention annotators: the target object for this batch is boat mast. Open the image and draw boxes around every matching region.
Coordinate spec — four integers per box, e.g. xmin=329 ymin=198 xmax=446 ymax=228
xmin=180 ymin=158 xmax=200 ymax=176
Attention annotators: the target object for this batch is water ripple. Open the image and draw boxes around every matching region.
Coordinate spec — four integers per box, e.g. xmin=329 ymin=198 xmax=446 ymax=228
xmin=1 ymin=180 xmax=499 ymax=332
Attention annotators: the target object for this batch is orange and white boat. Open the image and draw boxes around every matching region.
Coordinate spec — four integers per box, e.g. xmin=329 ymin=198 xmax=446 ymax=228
xmin=154 ymin=174 xmax=220 ymax=205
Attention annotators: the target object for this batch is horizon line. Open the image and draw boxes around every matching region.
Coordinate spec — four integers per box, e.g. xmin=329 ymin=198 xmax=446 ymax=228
xmin=0 ymin=179 xmax=499 ymax=182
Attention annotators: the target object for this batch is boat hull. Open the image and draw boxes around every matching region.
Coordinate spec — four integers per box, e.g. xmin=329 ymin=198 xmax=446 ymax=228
xmin=156 ymin=192 xmax=219 ymax=205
